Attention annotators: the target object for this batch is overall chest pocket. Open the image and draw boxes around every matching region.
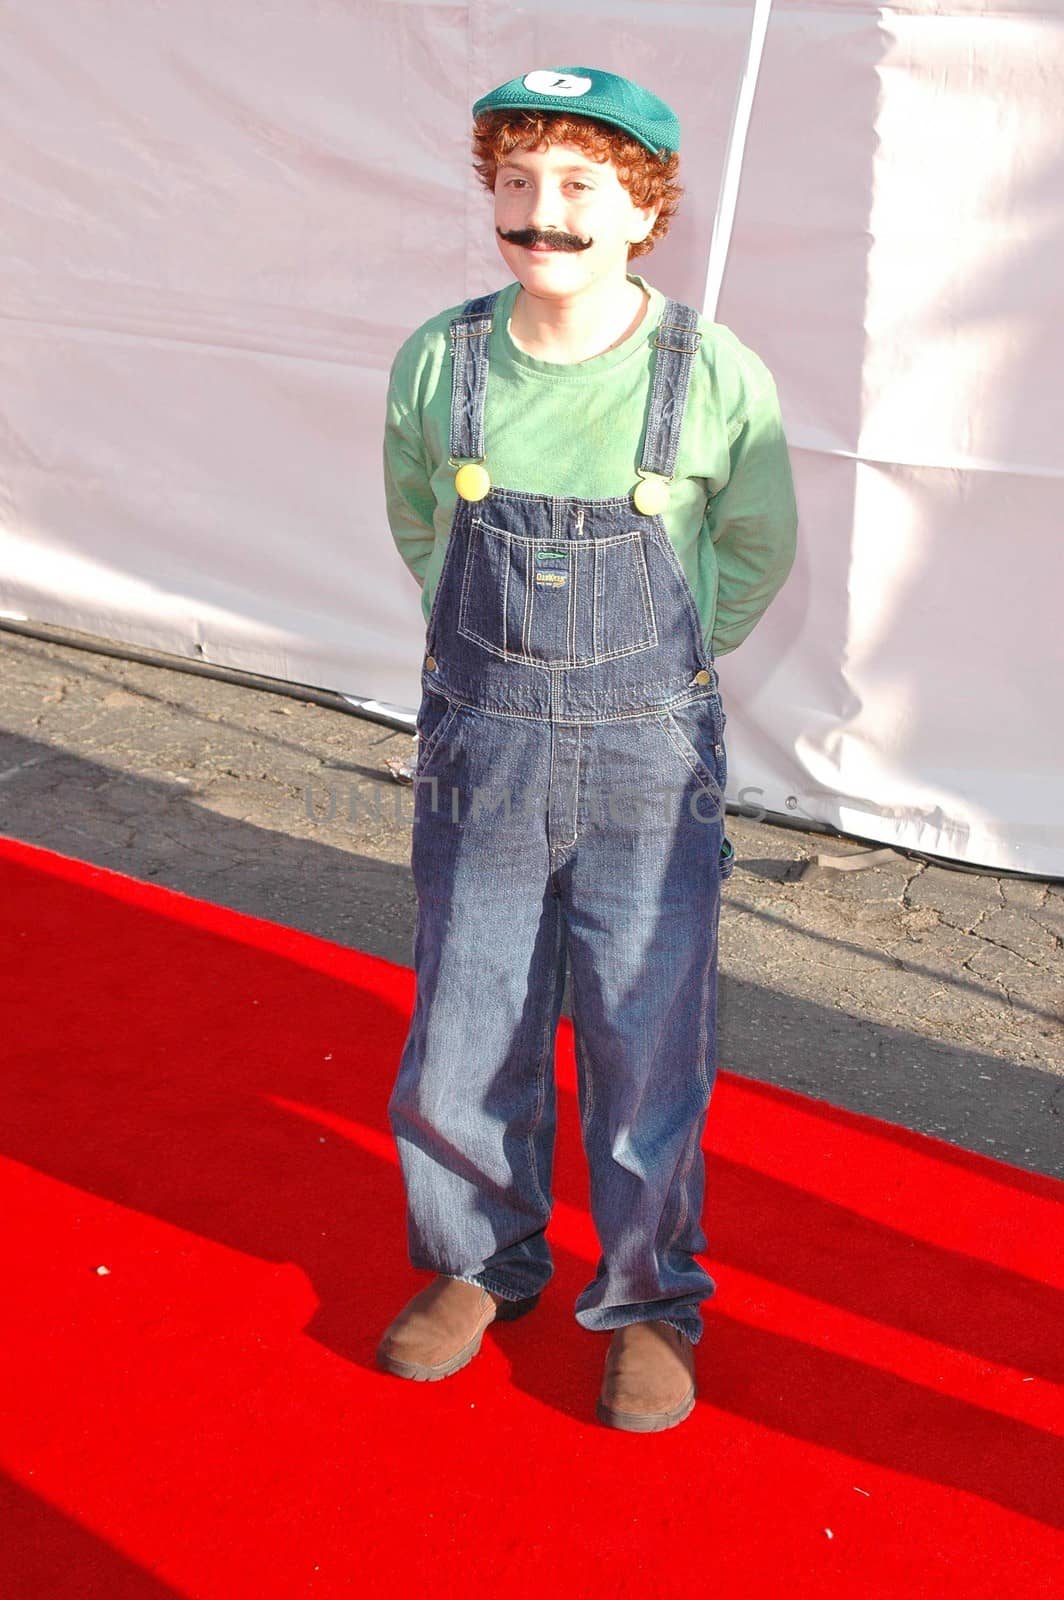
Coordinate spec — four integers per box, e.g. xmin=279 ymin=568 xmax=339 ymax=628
xmin=457 ymin=515 xmax=658 ymax=667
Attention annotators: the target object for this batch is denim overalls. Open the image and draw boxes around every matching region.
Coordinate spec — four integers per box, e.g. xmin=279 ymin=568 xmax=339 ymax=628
xmin=387 ymin=290 xmax=735 ymax=1346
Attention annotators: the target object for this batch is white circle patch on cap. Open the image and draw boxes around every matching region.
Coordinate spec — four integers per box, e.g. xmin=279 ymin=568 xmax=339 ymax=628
xmin=522 ymin=70 xmax=593 ymax=98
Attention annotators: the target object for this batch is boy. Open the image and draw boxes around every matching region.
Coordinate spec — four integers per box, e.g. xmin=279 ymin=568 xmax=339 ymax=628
xmin=377 ymin=67 xmax=798 ymax=1432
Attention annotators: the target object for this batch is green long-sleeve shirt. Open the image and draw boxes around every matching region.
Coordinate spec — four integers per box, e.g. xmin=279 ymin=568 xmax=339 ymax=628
xmin=383 ymin=273 xmax=798 ymax=656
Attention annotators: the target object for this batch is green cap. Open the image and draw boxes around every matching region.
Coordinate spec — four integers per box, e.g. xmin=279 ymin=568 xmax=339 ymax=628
xmin=472 ymin=67 xmax=680 ymax=159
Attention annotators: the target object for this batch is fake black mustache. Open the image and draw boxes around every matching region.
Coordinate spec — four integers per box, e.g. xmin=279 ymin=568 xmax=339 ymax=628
xmin=497 ymin=226 xmax=593 ymax=252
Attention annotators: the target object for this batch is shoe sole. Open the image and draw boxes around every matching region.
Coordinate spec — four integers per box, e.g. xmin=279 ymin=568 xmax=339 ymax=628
xmin=376 ymin=1290 xmax=541 ymax=1382
xmin=596 ymin=1383 xmax=696 ymax=1432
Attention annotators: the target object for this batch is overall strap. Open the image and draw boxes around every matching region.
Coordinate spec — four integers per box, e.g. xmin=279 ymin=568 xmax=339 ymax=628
xmin=639 ymin=300 xmax=703 ymax=479
xmin=448 ymin=291 xmax=500 ymax=462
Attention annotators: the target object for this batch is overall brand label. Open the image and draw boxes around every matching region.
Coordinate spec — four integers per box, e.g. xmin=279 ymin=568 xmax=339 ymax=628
xmin=534 ymin=547 xmax=569 ymax=589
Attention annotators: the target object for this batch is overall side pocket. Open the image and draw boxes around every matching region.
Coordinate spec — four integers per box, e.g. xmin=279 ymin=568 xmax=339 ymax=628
xmin=415 ymin=690 xmax=460 ymax=778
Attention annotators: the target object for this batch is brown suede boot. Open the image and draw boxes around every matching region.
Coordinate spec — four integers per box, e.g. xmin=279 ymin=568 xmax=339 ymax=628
xmin=596 ymin=1320 xmax=697 ymax=1431
xmin=376 ymin=1275 xmax=541 ymax=1381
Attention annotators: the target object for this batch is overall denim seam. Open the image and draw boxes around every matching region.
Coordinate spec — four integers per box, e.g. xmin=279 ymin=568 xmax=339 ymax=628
xmin=568 ymin=539 xmax=580 ymax=666
xmin=696 ymin=917 xmax=715 ymax=1100
xmin=476 ymin=518 xmax=658 ymax=554
xmin=592 ymin=537 xmax=602 ymax=661
xmin=525 ymin=910 xmax=562 ymax=1216
xmin=451 ymin=628 xmax=660 ymax=669
xmin=557 ymin=510 xmax=587 ymax=629
xmin=664 ymin=1113 xmax=700 ymax=1260
xmin=574 ymin=1020 xmax=596 ymax=1137
xmin=457 ymin=517 xmax=481 ymax=641
xmin=667 ymin=686 xmax=720 ymax=713
xmin=556 ymin=719 xmax=581 ymax=851
xmin=487 ymin=487 xmax=649 ymax=510
xmin=546 ymin=702 xmax=558 ymax=857
xmin=557 ymin=540 xmax=570 ymax=665
xmin=633 ymin=534 xmax=658 ymax=645
xmin=409 ymin=896 xmax=420 ymax=968
xmin=501 ymin=526 xmax=513 ymax=653
xmin=416 ymin=693 xmax=720 ymax=727
xmin=521 ymin=531 xmax=536 ymax=655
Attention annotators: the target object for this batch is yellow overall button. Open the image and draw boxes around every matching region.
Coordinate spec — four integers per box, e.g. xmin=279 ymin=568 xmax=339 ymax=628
xmin=693 ymin=668 xmax=711 ymax=685
xmin=425 ymin=655 xmax=437 ymax=671
xmin=633 ymin=475 xmax=669 ymax=515
xmin=454 ymin=462 xmax=491 ymax=502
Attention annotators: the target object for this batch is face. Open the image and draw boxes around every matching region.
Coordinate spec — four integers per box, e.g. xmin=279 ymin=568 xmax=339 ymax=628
xmin=493 ymin=139 xmax=659 ymax=303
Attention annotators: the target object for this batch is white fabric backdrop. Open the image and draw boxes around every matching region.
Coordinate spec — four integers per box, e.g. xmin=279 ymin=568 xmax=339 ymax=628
xmin=2 ymin=0 xmax=1061 ymax=874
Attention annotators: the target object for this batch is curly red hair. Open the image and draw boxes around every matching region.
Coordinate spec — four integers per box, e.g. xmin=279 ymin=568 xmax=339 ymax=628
xmin=471 ymin=110 xmax=682 ymax=259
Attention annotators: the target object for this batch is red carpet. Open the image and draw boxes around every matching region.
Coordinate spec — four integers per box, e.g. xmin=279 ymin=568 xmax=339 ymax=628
xmin=1 ymin=833 xmax=1061 ymax=1599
